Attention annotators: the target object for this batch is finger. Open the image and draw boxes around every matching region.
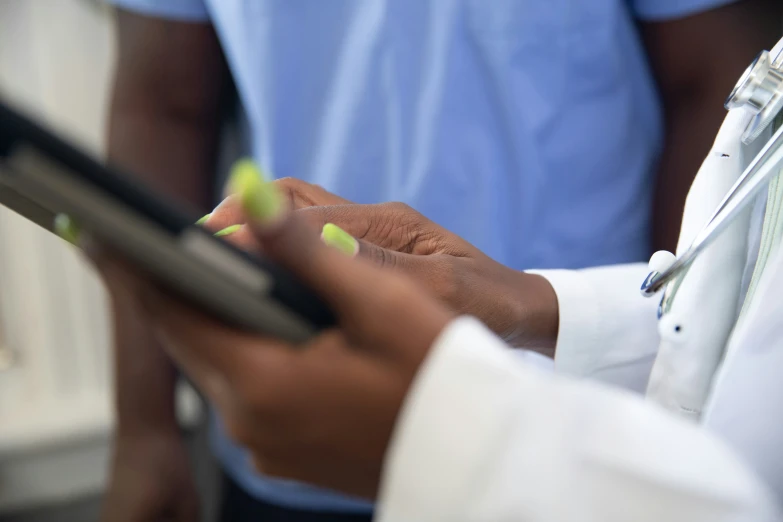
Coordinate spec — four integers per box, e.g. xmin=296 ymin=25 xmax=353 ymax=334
xmin=197 ymin=185 xmax=427 ymax=304
xmin=203 ymin=180 xmax=353 ymax=230
xmin=226 ymin=160 xmax=395 ymax=314
xmin=139 ymin=285 xmax=293 ymax=396
xmin=200 ymin=195 xmax=244 ymax=232
xmin=273 ymin=177 xmax=354 ymax=209
xmin=212 ymin=224 xmax=264 ymax=255
xmin=320 ymin=222 xmax=424 ymax=273
xmin=297 ymin=202 xmax=448 ymax=256
xmin=297 ymin=203 xmax=403 ymax=249
xmin=297 ymin=204 xmax=374 ymax=241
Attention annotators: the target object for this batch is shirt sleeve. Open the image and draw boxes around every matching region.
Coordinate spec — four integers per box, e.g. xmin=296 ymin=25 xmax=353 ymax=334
xmin=530 ymin=263 xmax=660 ymax=393
xmin=630 ymin=0 xmax=739 ymax=21
xmin=377 ymin=317 xmax=781 ymax=522
xmin=107 ymin=0 xmax=210 ymax=22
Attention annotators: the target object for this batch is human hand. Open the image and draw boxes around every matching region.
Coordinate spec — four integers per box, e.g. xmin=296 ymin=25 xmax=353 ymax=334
xmin=92 ymin=162 xmax=454 ymax=499
xmin=205 ymin=177 xmax=558 ymax=352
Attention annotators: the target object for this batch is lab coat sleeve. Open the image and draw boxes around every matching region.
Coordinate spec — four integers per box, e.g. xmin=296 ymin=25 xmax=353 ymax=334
xmin=530 ymin=263 xmax=660 ymax=393
xmin=376 ymin=317 xmax=781 ymax=522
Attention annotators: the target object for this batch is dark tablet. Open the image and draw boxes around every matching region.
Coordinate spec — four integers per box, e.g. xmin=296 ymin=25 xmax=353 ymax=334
xmin=0 ymin=99 xmax=335 ymax=343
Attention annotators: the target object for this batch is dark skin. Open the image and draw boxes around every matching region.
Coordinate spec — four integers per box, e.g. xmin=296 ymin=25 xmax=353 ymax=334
xmin=91 ymin=196 xmax=453 ymax=501
xmin=206 ymin=184 xmax=560 ymax=353
xmin=642 ymin=0 xmax=783 ymax=250
xmin=105 ymin=3 xmax=782 ymax=520
xmin=103 ymin=12 xmax=228 ymax=522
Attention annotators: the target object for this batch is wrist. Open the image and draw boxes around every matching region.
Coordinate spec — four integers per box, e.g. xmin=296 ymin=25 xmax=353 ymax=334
xmin=498 ymin=271 xmax=559 ymax=355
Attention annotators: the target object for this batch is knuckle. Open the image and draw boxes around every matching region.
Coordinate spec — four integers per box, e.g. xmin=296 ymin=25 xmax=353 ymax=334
xmin=372 ymin=202 xmax=423 ymax=252
xmin=373 ymin=244 xmax=397 ymax=269
xmin=274 ymin=177 xmax=310 ymax=205
xmin=384 ymin=202 xmax=420 ymax=227
xmin=383 ymin=201 xmax=412 ymax=214
xmin=273 ymin=176 xmax=303 ymax=188
xmin=274 ymin=177 xmax=334 ymax=209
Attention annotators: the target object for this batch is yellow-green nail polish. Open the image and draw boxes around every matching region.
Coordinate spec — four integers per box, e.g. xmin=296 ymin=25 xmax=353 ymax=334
xmin=196 ymin=213 xmax=212 ymax=226
xmin=228 ymin=158 xmax=283 ymax=223
xmin=214 ymin=224 xmax=241 ymax=237
xmin=321 ymin=223 xmax=358 ymax=256
xmin=54 ymin=214 xmax=80 ymax=246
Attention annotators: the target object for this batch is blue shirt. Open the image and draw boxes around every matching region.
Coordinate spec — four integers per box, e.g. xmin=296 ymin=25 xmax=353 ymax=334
xmin=112 ymin=0 xmax=737 ymax=512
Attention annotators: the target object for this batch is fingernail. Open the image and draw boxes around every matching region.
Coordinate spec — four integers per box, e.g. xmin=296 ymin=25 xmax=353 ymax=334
xmin=228 ymin=158 xmax=284 ymax=224
xmin=214 ymin=224 xmax=241 ymax=237
xmin=321 ymin=223 xmax=358 ymax=256
xmin=196 ymin=213 xmax=212 ymax=226
xmin=54 ymin=214 xmax=80 ymax=246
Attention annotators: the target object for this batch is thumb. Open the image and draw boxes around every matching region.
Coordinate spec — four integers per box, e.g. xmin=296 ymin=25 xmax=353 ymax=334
xmin=228 ymin=159 xmax=388 ymax=314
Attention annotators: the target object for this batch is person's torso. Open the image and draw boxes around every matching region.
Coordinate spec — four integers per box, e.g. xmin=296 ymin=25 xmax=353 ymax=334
xmin=204 ymin=0 xmax=662 ymax=511
xmin=208 ymin=0 xmax=661 ymax=271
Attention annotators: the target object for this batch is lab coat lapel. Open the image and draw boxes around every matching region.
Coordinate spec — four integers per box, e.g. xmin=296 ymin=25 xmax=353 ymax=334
xmin=646 ymin=109 xmax=754 ymax=420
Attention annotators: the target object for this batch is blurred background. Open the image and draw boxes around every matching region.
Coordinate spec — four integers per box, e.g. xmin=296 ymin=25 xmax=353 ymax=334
xmin=0 ymin=2 xmax=212 ymax=521
xmin=1 ymin=1 xmax=783 ymax=522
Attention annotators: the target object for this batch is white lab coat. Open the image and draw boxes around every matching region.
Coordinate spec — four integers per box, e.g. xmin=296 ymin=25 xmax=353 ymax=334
xmin=376 ymin=316 xmax=781 ymax=521
xmin=373 ymin=116 xmax=783 ymax=519
xmin=374 ymin=259 xmax=783 ymax=520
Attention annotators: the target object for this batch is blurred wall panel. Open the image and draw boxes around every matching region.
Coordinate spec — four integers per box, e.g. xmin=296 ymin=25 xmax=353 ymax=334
xmin=0 ymin=0 xmax=114 ymax=153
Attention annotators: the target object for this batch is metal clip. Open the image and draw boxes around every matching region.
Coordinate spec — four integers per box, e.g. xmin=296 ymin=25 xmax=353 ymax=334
xmin=725 ymin=50 xmax=783 ymax=144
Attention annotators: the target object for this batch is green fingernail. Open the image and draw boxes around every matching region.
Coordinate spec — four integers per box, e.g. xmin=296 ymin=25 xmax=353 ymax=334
xmin=228 ymin=158 xmax=283 ymax=223
xmin=321 ymin=223 xmax=358 ymax=256
xmin=196 ymin=213 xmax=212 ymax=225
xmin=54 ymin=214 xmax=80 ymax=246
xmin=214 ymin=224 xmax=241 ymax=237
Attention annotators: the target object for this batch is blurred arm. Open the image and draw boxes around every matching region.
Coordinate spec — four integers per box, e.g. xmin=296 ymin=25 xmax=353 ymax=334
xmin=107 ymin=9 xmax=229 ymax=433
xmin=641 ymin=0 xmax=783 ymax=252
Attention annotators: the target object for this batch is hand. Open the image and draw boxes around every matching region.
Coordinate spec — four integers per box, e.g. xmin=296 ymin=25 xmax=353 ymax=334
xmin=206 ymin=179 xmax=558 ymax=352
xmin=274 ymin=176 xmax=352 ymax=209
xmin=92 ymin=165 xmax=453 ymax=499
xmin=101 ymin=431 xmax=199 ymax=522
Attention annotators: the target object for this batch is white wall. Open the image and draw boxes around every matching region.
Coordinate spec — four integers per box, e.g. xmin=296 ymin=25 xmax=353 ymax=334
xmin=0 ymin=0 xmax=199 ymax=513
xmin=0 ymin=0 xmax=114 ymax=153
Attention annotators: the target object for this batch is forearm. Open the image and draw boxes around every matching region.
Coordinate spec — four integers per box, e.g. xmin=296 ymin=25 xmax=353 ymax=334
xmin=106 ymin=105 xmax=220 ymax=431
xmin=108 ymin=105 xmax=219 ymax=209
xmin=109 ymin=286 xmax=179 ymax=433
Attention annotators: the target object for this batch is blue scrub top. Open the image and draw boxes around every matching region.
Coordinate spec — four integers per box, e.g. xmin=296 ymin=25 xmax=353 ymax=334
xmin=111 ymin=0 xmax=738 ymax=512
